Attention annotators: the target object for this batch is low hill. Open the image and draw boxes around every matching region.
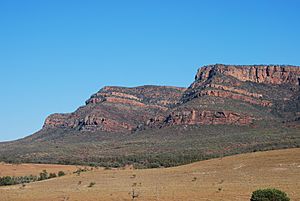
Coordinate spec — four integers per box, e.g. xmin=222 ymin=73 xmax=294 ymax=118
xmin=1 ymin=148 xmax=299 ymax=201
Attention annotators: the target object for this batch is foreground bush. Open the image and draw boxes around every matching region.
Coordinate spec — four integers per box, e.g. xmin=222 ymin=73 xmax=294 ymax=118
xmin=250 ymin=188 xmax=290 ymax=201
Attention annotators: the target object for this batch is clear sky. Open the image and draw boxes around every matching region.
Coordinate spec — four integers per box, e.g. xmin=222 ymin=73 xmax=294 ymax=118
xmin=0 ymin=0 xmax=299 ymax=141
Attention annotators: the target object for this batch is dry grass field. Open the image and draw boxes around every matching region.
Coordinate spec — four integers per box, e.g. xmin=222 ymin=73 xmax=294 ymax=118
xmin=0 ymin=163 xmax=81 ymax=177
xmin=0 ymin=148 xmax=299 ymax=201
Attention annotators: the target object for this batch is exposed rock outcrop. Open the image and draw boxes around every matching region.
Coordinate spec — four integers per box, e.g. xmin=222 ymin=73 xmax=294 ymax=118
xmin=43 ymin=64 xmax=300 ymax=133
xmin=196 ymin=90 xmax=272 ymax=107
xmin=143 ymin=110 xmax=254 ymax=129
xmin=81 ymin=114 xmax=133 ymax=132
xmin=85 ymin=85 xmax=186 ymax=108
xmin=182 ymin=64 xmax=300 ymax=105
xmin=44 ymin=85 xmax=186 ymax=132
xmin=195 ymin=64 xmax=300 ymax=85
xmin=44 ymin=113 xmax=76 ymax=128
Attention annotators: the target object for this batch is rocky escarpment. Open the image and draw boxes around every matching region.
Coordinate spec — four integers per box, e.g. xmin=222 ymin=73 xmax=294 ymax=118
xmin=44 ymin=64 xmax=300 ymax=133
xmin=43 ymin=85 xmax=186 ymax=132
xmin=141 ymin=64 xmax=300 ymax=130
xmin=195 ymin=64 xmax=300 ymax=85
xmin=182 ymin=64 xmax=300 ymax=103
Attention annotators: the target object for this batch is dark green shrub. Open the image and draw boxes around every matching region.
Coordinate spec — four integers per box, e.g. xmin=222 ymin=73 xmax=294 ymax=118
xmin=58 ymin=171 xmax=66 ymax=177
xmin=0 ymin=176 xmax=15 ymax=186
xmin=0 ymin=175 xmax=40 ymax=186
xmin=49 ymin=173 xmax=57 ymax=178
xmin=146 ymin=162 xmax=160 ymax=168
xmin=38 ymin=170 xmax=48 ymax=181
xmin=251 ymin=188 xmax=290 ymax=201
xmin=0 ymin=171 xmax=62 ymax=186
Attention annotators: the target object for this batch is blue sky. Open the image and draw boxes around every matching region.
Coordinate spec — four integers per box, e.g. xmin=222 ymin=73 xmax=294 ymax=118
xmin=0 ymin=0 xmax=299 ymax=141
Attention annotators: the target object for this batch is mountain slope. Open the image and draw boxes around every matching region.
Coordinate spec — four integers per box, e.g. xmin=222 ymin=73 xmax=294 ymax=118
xmin=0 ymin=64 xmax=299 ymax=167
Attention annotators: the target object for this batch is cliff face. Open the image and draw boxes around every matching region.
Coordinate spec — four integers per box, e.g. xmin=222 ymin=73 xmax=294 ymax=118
xmin=182 ymin=64 xmax=300 ymax=104
xmin=145 ymin=64 xmax=300 ymax=130
xmin=180 ymin=64 xmax=299 ymax=106
xmin=43 ymin=64 xmax=300 ymax=133
xmin=195 ymin=64 xmax=300 ymax=86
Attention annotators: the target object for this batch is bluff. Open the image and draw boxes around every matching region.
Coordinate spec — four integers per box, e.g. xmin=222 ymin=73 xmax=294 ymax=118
xmin=1 ymin=64 xmax=299 ymax=167
xmin=195 ymin=64 xmax=300 ymax=85
xmin=141 ymin=64 xmax=300 ymax=129
xmin=44 ymin=64 xmax=300 ymax=133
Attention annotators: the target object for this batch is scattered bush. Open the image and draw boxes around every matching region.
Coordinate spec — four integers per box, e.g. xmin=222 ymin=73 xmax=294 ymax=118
xmin=38 ymin=170 xmax=48 ymax=181
xmin=73 ymin=168 xmax=88 ymax=176
xmin=58 ymin=171 xmax=66 ymax=177
xmin=250 ymin=188 xmax=290 ymax=201
xmin=88 ymin=182 xmax=95 ymax=187
xmin=49 ymin=173 xmax=57 ymax=178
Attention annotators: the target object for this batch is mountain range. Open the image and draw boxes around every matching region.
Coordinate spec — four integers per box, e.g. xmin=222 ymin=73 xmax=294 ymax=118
xmin=1 ymin=64 xmax=299 ymax=168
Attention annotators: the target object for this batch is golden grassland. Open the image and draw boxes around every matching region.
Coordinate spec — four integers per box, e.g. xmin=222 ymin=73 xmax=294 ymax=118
xmin=0 ymin=163 xmax=80 ymax=177
xmin=0 ymin=148 xmax=299 ymax=201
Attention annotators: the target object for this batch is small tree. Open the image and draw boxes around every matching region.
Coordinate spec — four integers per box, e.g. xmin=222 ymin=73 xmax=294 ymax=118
xmin=251 ymin=188 xmax=290 ymax=201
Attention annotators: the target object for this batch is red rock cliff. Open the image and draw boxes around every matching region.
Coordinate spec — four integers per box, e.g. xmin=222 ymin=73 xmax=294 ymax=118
xmin=195 ymin=64 xmax=300 ymax=85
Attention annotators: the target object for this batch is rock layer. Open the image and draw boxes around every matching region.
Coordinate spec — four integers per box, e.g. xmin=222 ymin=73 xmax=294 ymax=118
xmin=144 ymin=110 xmax=254 ymax=128
xmin=44 ymin=85 xmax=186 ymax=132
xmin=195 ymin=64 xmax=300 ymax=85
